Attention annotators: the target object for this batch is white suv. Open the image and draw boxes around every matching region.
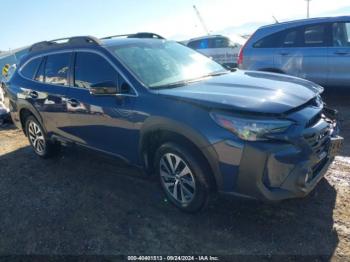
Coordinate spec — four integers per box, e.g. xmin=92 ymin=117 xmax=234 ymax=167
xmin=187 ymin=35 xmax=241 ymax=69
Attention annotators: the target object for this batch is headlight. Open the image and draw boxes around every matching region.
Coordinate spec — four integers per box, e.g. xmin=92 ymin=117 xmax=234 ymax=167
xmin=210 ymin=112 xmax=293 ymax=141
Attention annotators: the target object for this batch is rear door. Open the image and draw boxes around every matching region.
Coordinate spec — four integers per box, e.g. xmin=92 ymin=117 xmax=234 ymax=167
xmin=274 ymin=23 xmax=330 ymax=85
xmin=327 ymin=21 xmax=350 ymax=87
xmin=23 ymin=52 xmax=71 ymax=137
xmin=244 ymin=31 xmax=280 ymax=71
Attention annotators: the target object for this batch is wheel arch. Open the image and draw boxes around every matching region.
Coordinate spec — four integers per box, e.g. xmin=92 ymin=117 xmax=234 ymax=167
xmin=139 ymin=117 xmax=222 ymax=191
xmin=18 ymin=104 xmax=44 ymax=135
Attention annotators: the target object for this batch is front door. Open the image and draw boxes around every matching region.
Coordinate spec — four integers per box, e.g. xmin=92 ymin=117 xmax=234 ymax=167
xmin=327 ymin=21 xmax=350 ymax=87
xmin=274 ymin=23 xmax=329 ymax=86
xmin=64 ymin=51 xmax=138 ymax=161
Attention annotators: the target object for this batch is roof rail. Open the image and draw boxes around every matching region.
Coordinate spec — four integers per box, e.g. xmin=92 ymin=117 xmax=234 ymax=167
xmin=29 ymin=36 xmax=102 ymax=52
xmin=101 ymin=32 xmax=165 ymax=40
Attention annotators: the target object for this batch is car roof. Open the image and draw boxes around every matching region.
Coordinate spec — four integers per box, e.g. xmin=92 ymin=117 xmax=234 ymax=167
xmin=188 ymin=35 xmax=228 ymax=42
xmin=26 ymin=33 xmax=166 ymax=54
xmin=19 ymin=34 xmax=168 ymax=66
xmin=101 ymin=37 xmax=168 ymax=47
xmin=245 ymin=16 xmax=350 ymax=47
xmin=259 ymin=16 xmax=350 ymax=31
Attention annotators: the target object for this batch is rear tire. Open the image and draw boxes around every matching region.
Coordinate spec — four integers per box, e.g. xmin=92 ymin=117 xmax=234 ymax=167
xmin=155 ymin=142 xmax=212 ymax=213
xmin=25 ymin=116 xmax=60 ymax=158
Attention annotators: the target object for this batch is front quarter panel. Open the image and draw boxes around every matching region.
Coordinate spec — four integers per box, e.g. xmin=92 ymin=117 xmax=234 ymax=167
xmin=134 ymin=92 xmax=245 ymax=191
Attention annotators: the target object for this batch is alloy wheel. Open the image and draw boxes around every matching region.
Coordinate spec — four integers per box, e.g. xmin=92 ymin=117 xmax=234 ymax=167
xmin=28 ymin=121 xmax=46 ymax=153
xmin=159 ymin=153 xmax=196 ymax=205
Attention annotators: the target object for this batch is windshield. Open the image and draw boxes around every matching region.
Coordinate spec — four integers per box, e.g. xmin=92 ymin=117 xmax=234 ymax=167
xmin=108 ymin=40 xmax=227 ymax=89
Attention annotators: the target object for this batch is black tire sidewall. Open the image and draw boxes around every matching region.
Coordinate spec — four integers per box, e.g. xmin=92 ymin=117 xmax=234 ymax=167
xmin=155 ymin=142 xmax=210 ymax=213
xmin=25 ymin=116 xmax=50 ymax=157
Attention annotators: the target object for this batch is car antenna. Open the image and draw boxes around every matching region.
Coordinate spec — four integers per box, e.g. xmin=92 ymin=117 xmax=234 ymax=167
xmin=272 ymin=15 xmax=279 ymax=23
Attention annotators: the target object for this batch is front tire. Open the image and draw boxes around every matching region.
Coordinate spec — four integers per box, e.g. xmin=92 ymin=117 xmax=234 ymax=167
xmin=155 ymin=142 xmax=212 ymax=213
xmin=25 ymin=116 xmax=59 ymax=158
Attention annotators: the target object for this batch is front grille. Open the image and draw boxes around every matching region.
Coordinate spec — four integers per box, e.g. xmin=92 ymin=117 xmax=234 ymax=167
xmin=303 ymin=128 xmax=331 ymax=155
xmin=308 ymin=156 xmax=328 ymax=182
xmin=306 ymin=112 xmax=322 ymax=128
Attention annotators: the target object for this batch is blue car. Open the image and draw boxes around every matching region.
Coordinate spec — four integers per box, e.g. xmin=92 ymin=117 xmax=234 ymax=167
xmin=6 ymin=33 xmax=343 ymax=212
xmin=238 ymin=16 xmax=350 ymax=88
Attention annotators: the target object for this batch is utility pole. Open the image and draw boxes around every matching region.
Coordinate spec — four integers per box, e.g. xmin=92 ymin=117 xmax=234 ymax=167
xmin=193 ymin=5 xmax=210 ymax=36
xmin=305 ymin=0 xmax=311 ymax=18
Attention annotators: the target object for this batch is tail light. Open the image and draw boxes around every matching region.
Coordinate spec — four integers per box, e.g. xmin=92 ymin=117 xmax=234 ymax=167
xmin=237 ymin=35 xmax=252 ymax=67
xmin=237 ymin=42 xmax=247 ymax=66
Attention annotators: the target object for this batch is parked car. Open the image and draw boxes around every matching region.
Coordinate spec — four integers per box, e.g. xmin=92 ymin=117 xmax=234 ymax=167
xmin=238 ymin=16 xmax=350 ymax=88
xmin=187 ymin=35 xmax=241 ymax=69
xmin=0 ymin=64 xmax=16 ymax=123
xmin=6 ymin=33 xmax=343 ymax=212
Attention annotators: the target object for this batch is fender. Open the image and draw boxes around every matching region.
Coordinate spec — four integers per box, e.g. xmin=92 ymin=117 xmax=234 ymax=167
xmin=16 ymin=99 xmax=45 ymax=133
xmin=139 ymin=116 xmax=223 ymax=190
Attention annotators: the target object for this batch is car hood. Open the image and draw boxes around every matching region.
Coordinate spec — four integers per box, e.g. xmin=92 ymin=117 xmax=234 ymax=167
xmin=156 ymin=70 xmax=323 ymax=115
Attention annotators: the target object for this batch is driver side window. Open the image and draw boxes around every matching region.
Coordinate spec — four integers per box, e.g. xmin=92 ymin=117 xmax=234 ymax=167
xmin=74 ymin=52 xmax=119 ymax=89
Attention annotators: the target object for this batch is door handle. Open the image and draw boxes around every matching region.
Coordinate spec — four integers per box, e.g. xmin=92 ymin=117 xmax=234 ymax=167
xmin=29 ymin=90 xmax=38 ymax=99
xmin=67 ymin=98 xmax=79 ymax=107
xmin=334 ymin=51 xmax=349 ymax=55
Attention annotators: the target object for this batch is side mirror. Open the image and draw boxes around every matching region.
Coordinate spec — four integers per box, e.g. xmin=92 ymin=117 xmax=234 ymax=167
xmin=90 ymin=81 xmax=119 ymax=95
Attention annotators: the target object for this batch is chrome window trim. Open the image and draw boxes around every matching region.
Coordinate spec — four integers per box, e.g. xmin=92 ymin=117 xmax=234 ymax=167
xmin=18 ymin=48 xmax=139 ymax=97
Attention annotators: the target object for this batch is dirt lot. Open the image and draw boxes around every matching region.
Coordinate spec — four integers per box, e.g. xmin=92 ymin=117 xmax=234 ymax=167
xmin=0 ymin=95 xmax=349 ymax=260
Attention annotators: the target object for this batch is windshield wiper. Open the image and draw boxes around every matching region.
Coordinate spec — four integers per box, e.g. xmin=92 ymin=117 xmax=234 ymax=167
xmin=152 ymin=80 xmax=194 ymax=89
xmin=201 ymin=70 xmax=230 ymax=78
xmin=151 ymin=70 xmax=230 ymax=89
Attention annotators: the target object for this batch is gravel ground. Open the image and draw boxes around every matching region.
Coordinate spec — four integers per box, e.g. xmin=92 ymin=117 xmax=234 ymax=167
xmin=0 ymin=95 xmax=349 ymax=260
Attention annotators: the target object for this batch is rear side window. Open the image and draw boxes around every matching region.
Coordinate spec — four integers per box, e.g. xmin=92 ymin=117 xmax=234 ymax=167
xmin=188 ymin=37 xmax=231 ymax=49
xmin=188 ymin=39 xmax=209 ymax=49
xmin=187 ymin=40 xmax=199 ymax=49
xmin=21 ymin=57 xmax=41 ymax=79
xmin=253 ymin=32 xmax=283 ymax=48
xmin=303 ymin=25 xmax=326 ymax=46
xmin=210 ymin=37 xmax=230 ymax=48
xmin=283 ymin=31 xmax=298 ymax=46
xmin=74 ymin=52 xmax=118 ymax=89
xmin=45 ymin=53 xmax=71 ymax=86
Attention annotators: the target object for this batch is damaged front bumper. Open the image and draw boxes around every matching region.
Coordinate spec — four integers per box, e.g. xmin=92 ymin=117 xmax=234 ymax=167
xmin=215 ymin=106 xmax=343 ymax=201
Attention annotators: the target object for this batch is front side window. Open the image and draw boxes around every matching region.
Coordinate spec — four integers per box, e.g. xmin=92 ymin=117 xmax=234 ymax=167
xmin=74 ymin=52 xmax=118 ymax=89
xmin=45 ymin=53 xmax=70 ymax=86
xmin=333 ymin=22 xmax=350 ymax=47
xmin=109 ymin=41 xmax=226 ymax=89
xmin=21 ymin=57 xmax=41 ymax=79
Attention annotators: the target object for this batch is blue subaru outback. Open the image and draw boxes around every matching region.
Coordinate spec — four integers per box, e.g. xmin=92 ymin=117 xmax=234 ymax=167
xmin=5 ymin=33 xmax=343 ymax=212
